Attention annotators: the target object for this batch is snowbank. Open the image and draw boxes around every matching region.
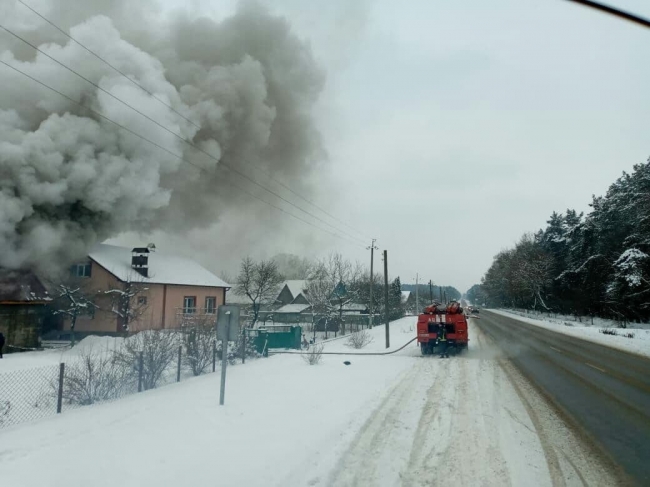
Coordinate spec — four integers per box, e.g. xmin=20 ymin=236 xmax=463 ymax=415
xmin=490 ymin=309 xmax=650 ymax=358
xmin=1 ymin=334 xmax=125 ymax=373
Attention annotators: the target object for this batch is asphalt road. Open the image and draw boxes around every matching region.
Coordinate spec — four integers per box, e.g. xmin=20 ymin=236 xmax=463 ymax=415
xmin=476 ymin=311 xmax=650 ymax=486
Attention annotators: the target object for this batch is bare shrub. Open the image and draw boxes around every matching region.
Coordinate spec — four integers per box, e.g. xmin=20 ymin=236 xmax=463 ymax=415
xmin=302 ymin=343 xmax=324 ymax=365
xmin=115 ymin=330 xmax=179 ymax=390
xmin=61 ymin=347 xmax=130 ymax=405
xmin=623 ymin=332 xmax=636 ymax=339
xmin=599 ymin=328 xmax=618 ymax=336
xmin=182 ymin=325 xmax=215 ymax=376
xmin=346 ymin=329 xmax=374 ymax=349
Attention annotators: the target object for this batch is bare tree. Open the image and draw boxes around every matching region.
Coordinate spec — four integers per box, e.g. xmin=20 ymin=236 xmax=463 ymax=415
xmin=306 ymin=260 xmax=337 ymax=339
xmin=53 ymin=283 xmax=98 ymax=347
xmin=234 ymin=257 xmax=284 ymax=327
xmin=115 ymin=330 xmax=179 ymax=390
xmin=104 ymin=274 xmax=150 ymax=332
xmin=328 ymin=253 xmax=363 ymax=335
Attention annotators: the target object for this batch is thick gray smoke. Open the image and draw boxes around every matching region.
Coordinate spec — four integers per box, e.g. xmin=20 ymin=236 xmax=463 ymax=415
xmin=0 ymin=0 xmax=324 ymax=275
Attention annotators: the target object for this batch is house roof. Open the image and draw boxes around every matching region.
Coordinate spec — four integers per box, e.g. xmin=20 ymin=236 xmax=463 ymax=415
xmin=401 ymin=291 xmax=411 ymax=302
xmin=342 ymin=303 xmax=367 ymax=311
xmin=0 ymin=269 xmax=51 ymax=303
xmin=274 ymin=303 xmax=311 ymax=314
xmin=284 ymin=280 xmax=307 ymax=300
xmin=225 ymin=292 xmax=252 ymax=305
xmin=89 ymin=244 xmax=230 ymax=288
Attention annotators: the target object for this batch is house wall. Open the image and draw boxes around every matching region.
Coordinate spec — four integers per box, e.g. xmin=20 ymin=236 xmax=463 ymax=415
xmin=159 ymin=285 xmax=226 ymax=329
xmin=0 ymin=304 xmax=46 ymax=350
xmin=65 ymin=261 xmax=227 ymax=333
xmin=66 ymin=262 xmax=122 ymax=333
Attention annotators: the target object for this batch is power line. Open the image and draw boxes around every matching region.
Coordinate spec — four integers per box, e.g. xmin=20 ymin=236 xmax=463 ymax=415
xmin=13 ymin=0 xmax=371 ymax=241
xmin=565 ymin=0 xmax=650 ymax=29
xmin=0 ymin=22 xmax=368 ymax=245
xmin=0 ymin=58 xmax=366 ymax=248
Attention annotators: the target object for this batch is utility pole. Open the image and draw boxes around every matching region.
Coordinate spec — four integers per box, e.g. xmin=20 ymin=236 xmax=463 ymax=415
xmin=415 ymin=273 xmax=419 ymax=314
xmin=384 ymin=250 xmax=390 ymax=348
xmin=429 ymin=280 xmax=433 ymax=303
xmin=367 ymin=239 xmax=378 ymax=328
xmin=439 ymin=286 xmax=443 ymax=303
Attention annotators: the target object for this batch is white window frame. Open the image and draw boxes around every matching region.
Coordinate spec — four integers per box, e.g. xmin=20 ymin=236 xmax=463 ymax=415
xmin=205 ymin=296 xmax=217 ymax=314
xmin=71 ymin=262 xmax=91 ymax=278
xmin=183 ymin=296 xmax=197 ymax=314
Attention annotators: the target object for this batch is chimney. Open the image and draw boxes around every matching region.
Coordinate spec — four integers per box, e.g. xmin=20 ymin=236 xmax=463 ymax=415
xmin=131 ymin=247 xmax=150 ymax=277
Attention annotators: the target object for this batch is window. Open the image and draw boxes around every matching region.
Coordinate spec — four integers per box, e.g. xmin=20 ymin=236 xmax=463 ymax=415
xmin=183 ymin=296 xmax=196 ymax=314
xmin=138 ymin=296 xmax=147 ymax=305
xmin=205 ymin=296 xmax=216 ymax=314
xmin=70 ymin=262 xmax=91 ymax=278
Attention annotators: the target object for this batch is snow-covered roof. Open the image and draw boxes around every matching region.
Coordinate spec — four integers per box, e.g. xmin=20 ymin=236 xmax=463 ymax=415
xmin=225 ymin=292 xmax=251 ymax=305
xmin=89 ymin=244 xmax=230 ymax=288
xmin=342 ymin=303 xmax=367 ymax=311
xmin=401 ymin=291 xmax=411 ymax=302
xmin=274 ymin=303 xmax=311 ymax=313
xmin=284 ymin=280 xmax=307 ymax=299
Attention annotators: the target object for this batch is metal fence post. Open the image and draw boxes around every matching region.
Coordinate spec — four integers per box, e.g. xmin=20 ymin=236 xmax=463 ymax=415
xmin=213 ymin=340 xmax=217 ymax=372
xmin=241 ymin=328 xmax=246 ymax=364
xmin=138 ymin=351 xmax=144 ymax=392
xmin=56 ymin=363 xmax=65 ymax=414
xmin=176 ymin=345 xmax=182 ymax=382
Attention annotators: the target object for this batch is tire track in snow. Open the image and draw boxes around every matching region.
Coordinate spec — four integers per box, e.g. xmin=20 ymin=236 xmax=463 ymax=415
xmin=401 ymin=359 xmax=454 ymax=486
xmin=498 ymin=359 xmax=566 ymax=487
xmin=403 ymin=327 xmax=515 ymax=486
xmin=436 ymin=356 xmax=511 ymax=485
xmin=327 ymin=358 xmax=437 ymax=487
xmin=477 ymin=321 xmax=566 ymax=486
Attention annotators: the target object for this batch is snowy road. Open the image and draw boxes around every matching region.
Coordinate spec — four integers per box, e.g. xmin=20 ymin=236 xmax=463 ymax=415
xmin=296 ymin=320 xmax=622 ymax=487
xmin=480 ymin=310 xmax=650 ymax=486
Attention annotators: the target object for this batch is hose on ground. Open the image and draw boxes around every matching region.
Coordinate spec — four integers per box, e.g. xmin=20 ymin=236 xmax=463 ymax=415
xmin=268 ymin=337 xmax=418 ymax=356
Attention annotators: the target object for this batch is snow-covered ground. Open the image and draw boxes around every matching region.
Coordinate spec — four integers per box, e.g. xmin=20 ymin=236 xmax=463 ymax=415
xmin=491 ymin=309 xmax=650 ymax=358
xmin=0 ymin=317 xmax=618 ymax=486
xmin=1 ymin=335 xmax=125 ymax=373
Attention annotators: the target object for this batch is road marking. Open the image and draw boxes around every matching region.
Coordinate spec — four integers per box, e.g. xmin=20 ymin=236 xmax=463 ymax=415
xmin=585 ymin=362 xmax=606 ymax=373
xmin=549 ymin=346 xmax=562 ymax=353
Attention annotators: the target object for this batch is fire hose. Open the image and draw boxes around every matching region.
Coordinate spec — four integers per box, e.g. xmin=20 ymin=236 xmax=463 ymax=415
xmin=268 ymin=337 xmax=418 ymax=356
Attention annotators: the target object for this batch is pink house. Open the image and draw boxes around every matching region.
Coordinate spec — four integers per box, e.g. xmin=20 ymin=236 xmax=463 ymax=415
xmin=65 ymin=244 xmax=230 ymax=333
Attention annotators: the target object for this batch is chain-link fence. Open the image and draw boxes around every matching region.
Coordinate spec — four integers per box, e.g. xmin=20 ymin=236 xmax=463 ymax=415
xmin=0 ymin=364 xmax=60 ymax=427
xmin=0 ymin=327 xmax=258 ymax=430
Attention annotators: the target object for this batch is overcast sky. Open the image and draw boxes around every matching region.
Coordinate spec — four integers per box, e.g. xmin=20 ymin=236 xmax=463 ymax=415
xmin=119 ymin=0 xmax=650 ymax=292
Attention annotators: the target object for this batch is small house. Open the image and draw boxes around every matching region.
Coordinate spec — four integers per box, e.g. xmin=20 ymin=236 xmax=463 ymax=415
xmin=0 ymin=269 xmax=51 ymax=351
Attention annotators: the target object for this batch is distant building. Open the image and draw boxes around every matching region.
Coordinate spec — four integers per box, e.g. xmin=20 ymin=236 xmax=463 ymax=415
xmin=0 ymin=269 xmax=51 ymax=351
xmin=275 ymin=280 xmax=309 ymax=305
xmin=401 ymin=291 xmax=417 ymax=313
xmin=63 ymin=244 xmax=230 ymax=333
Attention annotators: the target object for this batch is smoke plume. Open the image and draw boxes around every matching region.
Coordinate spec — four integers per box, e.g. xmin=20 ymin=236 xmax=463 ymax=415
xmin=0 ymin=0 xmax=324 ymax=276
